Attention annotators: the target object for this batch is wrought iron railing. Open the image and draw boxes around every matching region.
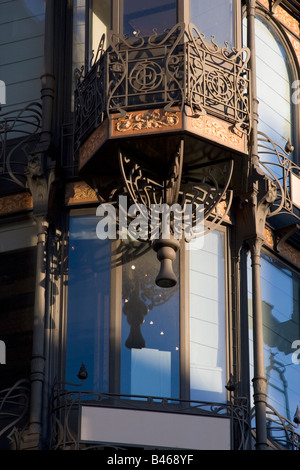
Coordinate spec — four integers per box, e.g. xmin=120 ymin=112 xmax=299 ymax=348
xmin=0 ymin=102 xmax=42 ymax=191
xmin=0 ymin=379 xmax=31 ymax=450
xmin=258 ymin=132 xmax=300 ymax=227
xmin=74 ymin=23 xmax=251 ymax=152
xmin=50 ymin=387 xmax=250 ymax=450
xmin=251 ymin=403 xmax=300 ymax=450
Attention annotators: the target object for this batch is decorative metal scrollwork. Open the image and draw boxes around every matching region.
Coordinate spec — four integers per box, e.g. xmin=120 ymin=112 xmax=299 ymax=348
xmin=0 ymin=102 xmax=42 ymax=189
xmin=258 ymin=131 xmax=300 ymax=223
xmin=74 ymin=23 xmax=251 ymax=150
xmin=118 ymin=139 xmax=233 ymax=241
xmin=186 ymin=23 xmax=251 ymax=134
xmin=106 ymin=23 xmax=186 ymax=118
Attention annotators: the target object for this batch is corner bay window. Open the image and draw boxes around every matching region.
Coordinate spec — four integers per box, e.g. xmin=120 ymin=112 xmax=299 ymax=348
xmin=65 ymin=214 xmax=228 ymax=404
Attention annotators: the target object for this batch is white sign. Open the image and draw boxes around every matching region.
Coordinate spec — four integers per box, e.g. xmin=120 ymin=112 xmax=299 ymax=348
xmin=80 ymin=406 xmax=231 ymax=450
xmin=0 ymin=341 xmax=6 ymax=364
xmin=291 ymin=173 xmax=300 ymax=209
xmin=0 ymin=81 xmax=5 ymax=106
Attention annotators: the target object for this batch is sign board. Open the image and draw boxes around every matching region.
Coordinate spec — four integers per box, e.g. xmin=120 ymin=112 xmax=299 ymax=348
xmin=80 ymin=406 xmax=231 ymax=450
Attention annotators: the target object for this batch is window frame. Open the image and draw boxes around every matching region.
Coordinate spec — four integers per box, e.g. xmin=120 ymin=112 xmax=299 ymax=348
xmin=185 ymin=0 xmax=242 ymax=49
xmin=63 ymin=208 xmax=231 ymax=407
xmin=250 ymin=5 xmax=300 ymax=164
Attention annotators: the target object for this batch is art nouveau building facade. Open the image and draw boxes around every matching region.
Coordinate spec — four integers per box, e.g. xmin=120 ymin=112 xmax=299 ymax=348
xmin=0 ymin=0 xmax=300 ymax=451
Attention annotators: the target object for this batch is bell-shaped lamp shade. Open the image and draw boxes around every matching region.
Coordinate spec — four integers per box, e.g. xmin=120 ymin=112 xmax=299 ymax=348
xmin=153 ymin=236 xmax=180 ymax=288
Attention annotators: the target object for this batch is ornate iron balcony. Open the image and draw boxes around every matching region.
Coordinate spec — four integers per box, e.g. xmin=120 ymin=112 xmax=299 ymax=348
xmin=50 ymin=387 xmax=250 ymax=450
xmin=74 ymin=23 xmax=251 ymax=153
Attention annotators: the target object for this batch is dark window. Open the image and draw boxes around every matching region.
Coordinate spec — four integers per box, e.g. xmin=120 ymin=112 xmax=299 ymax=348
xmin=122 ymin=0 xmax=177 ymax=37
xmin=0 ymin=223 xmax=37 ymax=389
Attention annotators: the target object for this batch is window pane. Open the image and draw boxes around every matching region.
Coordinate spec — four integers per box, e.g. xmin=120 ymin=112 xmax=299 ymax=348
xmin=73 ymin=0 xmax=86 ymax=72
xmin=123 ymin=0 xmax=177 ymax=37
xmin=190 ymin=0 xmax=234 ymax=47
xmin=189 ymin=230 xmax=227 ymax=403
xmin=65 ymin=216 xmax=110 ymax=392
xmin=0 ymin=0 xmax=45 ymax=119
xmin=92 ymin=0 xmax=111 ymax=53
xmin=121 ymin=242 xmax=180 ymax=399
xmin=0 ymin=221 xmax=37 ymax=389
xmin=248 ymin=253 xmax=300 ymax=423
xmin=255 ymin=17 xmax=292 ymax=151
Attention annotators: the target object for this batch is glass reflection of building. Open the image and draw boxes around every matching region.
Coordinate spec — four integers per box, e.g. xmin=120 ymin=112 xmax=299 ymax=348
xmin=1 ymin=0 xmax=300 ymax=452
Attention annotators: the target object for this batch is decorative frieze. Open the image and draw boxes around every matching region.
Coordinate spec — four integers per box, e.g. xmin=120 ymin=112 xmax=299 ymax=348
xmin=186 ymin=114 xmax=245 ymax=153
xmin=79 ymin=121 xmax=108 ymax=171
xmin=0 ymin=192 xmax=33 ymax=216
xmin=257 ymin=0 xmax=300 ymax=36
xmin=113 ymin=109 xmax=181 ymax=135
xmin=65 ymin=181 xmax=98 ymax=205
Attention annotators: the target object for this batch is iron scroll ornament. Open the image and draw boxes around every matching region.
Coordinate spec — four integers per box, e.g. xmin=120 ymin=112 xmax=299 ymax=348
xmin=115 ymin=140 xmax=234 ymax=287
xmin=118 ymin=140 xmax=234 ymax=242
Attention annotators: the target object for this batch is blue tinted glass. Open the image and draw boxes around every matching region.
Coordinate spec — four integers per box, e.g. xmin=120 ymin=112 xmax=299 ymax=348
xmin=190 ymin=0 xmax=234 ymax=47
xmin=248 ymin=253 xmax=300 ymax=423
xmin=123 ymin=0 xmax=177 ymax=36
xmin=120 ymin=242 xmax=180 ymax=399
xmin=65 ymin=216 xmax=111 ymax=392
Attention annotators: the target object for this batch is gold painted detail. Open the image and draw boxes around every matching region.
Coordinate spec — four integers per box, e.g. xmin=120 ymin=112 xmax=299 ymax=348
xmin=257 ymin=0 xmax=300 ymax=36
xmin=79 ymin=122 xmax=108 ymax=170
xmin=191 ymin=115 xmax=243 ymax=148
xmin=115 ymin=110 xmax=180 ymax=133
xmin=287 ymin=33 xmax=300 ymax=68
xmin=0 ymin=192 xmax=33 ymax=216
xmin=257 ymin=0 xmax=269 ymax=9
xmin=274 ymin=5 xmax=299 ymax=36
xmin=65 ymin=181 xmax=98 ymax=205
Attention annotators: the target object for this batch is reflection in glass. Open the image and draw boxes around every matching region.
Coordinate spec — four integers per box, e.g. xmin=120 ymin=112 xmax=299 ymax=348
xmin=66 ymin=216 xmax=110 ymax=392
xmin=189 ymin=231 xmax=227 ymax=403
xmin=121 ymin=241 xmax=180 ymax=399
xmin=190 ymin=0 xmax=234 ymax=47
xmin=0 ymin=0 xmax=45 ymax=132
xmin=92 ymin=0 xmax=111 ymax=53
xmin=122 ymin=0 xmax=177 ymax=37
xmin=248 ymin=253 xmax=300 ymax=423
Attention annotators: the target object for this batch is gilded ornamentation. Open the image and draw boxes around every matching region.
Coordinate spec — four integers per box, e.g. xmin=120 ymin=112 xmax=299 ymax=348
xmin=274 ymin=6 xmax=300 ymax=36
xmin=65 ymin=181 xmax=98 ymax=205
xmin=115 ymin=110 xmax=180 ymax=133
xmin=79 ymin=122 xmax=107 ymax=170
xmin=0 ymin=192 xmax=33 ymax=215
xmin=257 ymin=1 xmax=300 ymax=36
xmin=191 ymin=115 xmax=242 ymax=147
xmin=287 ymin=33 xmax=300 ymax=67
xmin=257 ymin=0 xmax=269 ymax=9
